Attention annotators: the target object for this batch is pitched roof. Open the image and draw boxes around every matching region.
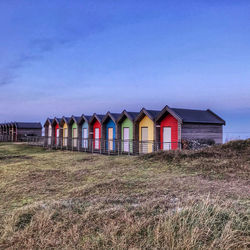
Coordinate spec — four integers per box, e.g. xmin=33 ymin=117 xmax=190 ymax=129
xmin=134 ymin=108 xmax=161 ymax=122
xmin=53 ymin=117 xmax=62 ymax=124
xmin=89 ymin=114 xmax=105 ymax=124
xmin=63 ymin=117 xmax=71 ymax=123
xmin=102 ymin=112 xmax=121 ymax=123
xmin=171 ymin=108 xmax=225 ymax=124
xmin=15 ymin=122 xmax=42 ymax=129
xmin=72 ymin=116 xmax=81 ymax=123
xmin=110 ymin=113 xmax=120 ymax=121
xmin=126 ymin=112 xmax=140 ymax=120
xmin=146 ymin=109 xmax=161 ymax=119
xmin=79 ymin=115 xmax=91 ymax=124
xmin=84 ymin=115 xmax=92 ymax=121
xmin=44 ymin=118 xmax=53 ymax=127
xmin=96 ymin=114 xmax=105 ymax=121
xmin=117 ymin=110 xmax=140 ymax=123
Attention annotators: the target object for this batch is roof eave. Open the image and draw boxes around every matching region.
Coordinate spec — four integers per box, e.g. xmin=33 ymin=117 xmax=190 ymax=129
xmin=156 ymin=105 xmax=183 ymax=124
xmin=134 ymin=108 xmax=154 ymax=122
xmin=43 ymin=118 xmax=52 ymax=127
xmin=207 ymin=109 xmax=226 ymax=125
xmin=89 ymin=113 xmax=102 ymax=124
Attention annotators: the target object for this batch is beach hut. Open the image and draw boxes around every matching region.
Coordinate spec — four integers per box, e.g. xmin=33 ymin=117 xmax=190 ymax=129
xmin=11 ymin=123 xmax=17 ymax=141
xmin=6 ymin=123 xmax=10 ymax=139
xmin=14 ymin=122 xmax=42 ymax=138
xmin=60 ymin=117 xmax=70 ymax=147
xmin=9 ymin=123 xmax=15 ymax=141
xmin=102 ymin=112 xmax=120 ymax=151
xmin=0 ymin=124 xmax=4 ymax=141
xmin=78 ymin=114 xmax=91 ymax=149
xmin=2 ymin=124 xmax=7 ymax=139
xmin=44 ymin=118 xmax=53 ymax=145
xmin=52 ymin=118 xmax=62 ymax=146
xmin=3 ymin=124 xmax=7 ymax=136
xmin=89 ymin=114 xmax=105 ymax=150
xmin=156 ymin=106 xmax=225 ymax=149
xmin=134 ymin=108 xmax=161 ymax=154
xmin=1 ymin=122 xmax=42 ymax=141
xmin=68 ymin=116 xmax=82 ymax=149
xmin=0 ymin=122 xmax=42 ymax=142
xmin=8 ymin=123 xmax=12 ymax=140
xmin=117 ymin=110 xmax=139 ymax=153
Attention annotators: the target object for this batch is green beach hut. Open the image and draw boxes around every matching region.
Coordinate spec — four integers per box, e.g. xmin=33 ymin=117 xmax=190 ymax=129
xmin=117 ymin=110 xmax=139 ymax=153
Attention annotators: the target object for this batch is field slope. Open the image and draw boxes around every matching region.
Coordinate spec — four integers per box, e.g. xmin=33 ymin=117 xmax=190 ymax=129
xmin=0 ymin=141 xmax=249 ymax=249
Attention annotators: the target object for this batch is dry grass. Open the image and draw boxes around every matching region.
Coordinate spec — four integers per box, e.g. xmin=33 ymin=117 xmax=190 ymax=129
xmin=0 ymin=141 xmax=249 ymax=249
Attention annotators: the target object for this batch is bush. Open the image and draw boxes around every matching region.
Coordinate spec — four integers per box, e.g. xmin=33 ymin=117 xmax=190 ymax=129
xmin=182 ymin=139 xmax=215 ymax=150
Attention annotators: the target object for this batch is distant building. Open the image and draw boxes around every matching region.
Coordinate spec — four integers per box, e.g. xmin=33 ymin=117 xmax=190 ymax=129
xmin=0 ymin=122 xmax=42 ymax=141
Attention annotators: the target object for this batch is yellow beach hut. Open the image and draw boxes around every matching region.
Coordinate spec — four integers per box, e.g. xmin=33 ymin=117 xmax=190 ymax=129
xmin=134 ymin=108 xmax=161 ymax=154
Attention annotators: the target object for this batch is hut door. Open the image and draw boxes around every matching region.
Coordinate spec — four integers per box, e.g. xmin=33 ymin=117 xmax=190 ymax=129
xmin=163 ymin=127 xmax=171 ymax=150
xmin=56 ymin=128 xmax=60 ymax=145
xmin=73 ymin=128 xmax=77 ymax=147
xmin=64 ymin=128 xmax=68 ymax=146
xmin=123 ymin=127 xmax=129 ymax=152
xmin=94 ymin=128 xmax=99 ymax=149
xmin=48 ymin=125 xmax=52 ymax=145
xmin=108 ymin=128 xmax=113 ymax=150
xmin=83 ymin=128 xmax=88 ymax=148
xmin=141 ymin=127 xmax=148 ymax=153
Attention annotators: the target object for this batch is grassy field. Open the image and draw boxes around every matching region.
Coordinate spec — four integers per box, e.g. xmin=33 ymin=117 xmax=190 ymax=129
xmin=0 ymin=141 xmax=249 ymax=249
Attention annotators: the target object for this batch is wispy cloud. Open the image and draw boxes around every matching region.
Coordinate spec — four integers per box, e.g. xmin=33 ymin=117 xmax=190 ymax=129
xmin=0 ymin=37 xmax=76 ymax=86
xmin=30 ymin=37 xmax=74 ymax=53
xmin=0 ymin=72 xmax=16 ymax=86
xmin=0 ymin=54 xmax=41 ymax=86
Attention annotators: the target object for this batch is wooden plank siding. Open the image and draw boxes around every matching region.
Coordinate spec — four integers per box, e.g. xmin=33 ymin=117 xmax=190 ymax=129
xmin=181 ymin=123 xmax=223 ymax=144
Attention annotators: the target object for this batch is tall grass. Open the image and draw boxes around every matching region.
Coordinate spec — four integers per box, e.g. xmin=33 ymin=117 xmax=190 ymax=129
xmin=1 ymin=198 xmax=249 ymax=249
xmin=0 ymin=141 xmax=249 ymax=249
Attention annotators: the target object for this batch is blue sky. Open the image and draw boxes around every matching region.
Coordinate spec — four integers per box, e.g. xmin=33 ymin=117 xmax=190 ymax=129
xmin=0 ymin=0 xmax=249 ymax=140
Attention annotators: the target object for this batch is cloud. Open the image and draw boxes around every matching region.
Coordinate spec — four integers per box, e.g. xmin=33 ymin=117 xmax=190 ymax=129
xmin=0 ymin=73 xmax=16 ymax=86
xmin=0 ymin=53 xmax=43 ymax=86
xmin=30 ymin=37 xmax=74 ymax=53
xmin=0 ymin=37 xmax=76 ymax=86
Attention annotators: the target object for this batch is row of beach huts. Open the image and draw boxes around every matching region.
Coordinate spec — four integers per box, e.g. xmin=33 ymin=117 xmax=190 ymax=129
xmin=0 ymin=105 xmax=225 ymax=154
xmin=42 ymin=105 xmax=225 ymax=154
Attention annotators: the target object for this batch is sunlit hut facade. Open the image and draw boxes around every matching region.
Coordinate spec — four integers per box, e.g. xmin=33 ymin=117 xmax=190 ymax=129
xmin=134 ymin=108 xmax=161 ymax=154
xmin=7 ymin=123 xmax=16 ymax=141
xmin=156 ymin=106 xmax=226 ymax=149
xmin=60 ymin=117 xmax=70 ymax=147
xmin=52 ymin=117 xmax=62 ymax=146
xmin=117 ymin=110 xmax=139 ymax=153
xmin=9 ymin=123 xmax=16 ymax=141
xmin=78 ymin=114 xmax=91 ymax=149
xmin=89 ymin=114 xmax=105 ymax=150
xmin=44 ymin=118 xmax=53 ymax=146
xmin=102 ymin=112 xmax=120 ymax=151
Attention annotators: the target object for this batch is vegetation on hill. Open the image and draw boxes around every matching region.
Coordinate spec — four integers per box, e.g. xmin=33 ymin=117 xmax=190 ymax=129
xmin=0 ymin=141 xmax=249 ymax=249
